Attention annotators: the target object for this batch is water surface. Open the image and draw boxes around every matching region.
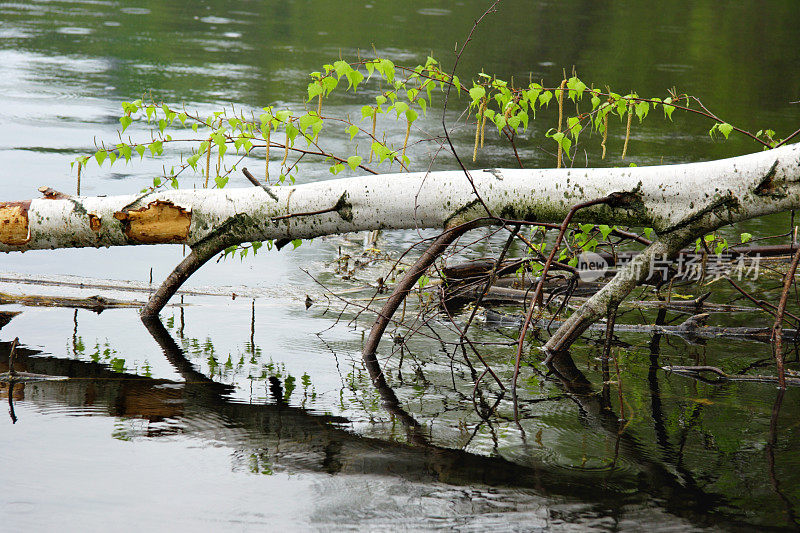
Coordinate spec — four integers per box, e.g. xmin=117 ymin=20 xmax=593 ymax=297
xmin=1 ymin=1 xmax=800 ymax=530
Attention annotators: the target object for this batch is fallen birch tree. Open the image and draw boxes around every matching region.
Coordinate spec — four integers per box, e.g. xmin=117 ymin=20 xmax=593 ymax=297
xmin=2 ymin=143 xmax=800 ymax=356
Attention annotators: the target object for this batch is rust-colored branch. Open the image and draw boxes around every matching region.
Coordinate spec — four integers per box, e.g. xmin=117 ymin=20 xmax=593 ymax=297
xmin=362 ymin=220 xmax=483 ymax=390
xmin=771 ymin=243 xmax=800 ymax=389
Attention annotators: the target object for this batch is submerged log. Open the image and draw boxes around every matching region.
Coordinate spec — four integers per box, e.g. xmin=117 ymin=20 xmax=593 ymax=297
xmin=0 ymin=292 xmax=143 ymax=311
xmin=662 ymin=365 xmax=800 ymax=386
xmin=483 ymin=309 xmax=799 ymax=343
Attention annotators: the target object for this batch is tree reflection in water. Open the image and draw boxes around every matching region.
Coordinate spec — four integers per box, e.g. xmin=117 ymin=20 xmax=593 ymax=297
xmin=2 ymin=313 xmax=796 ymax=530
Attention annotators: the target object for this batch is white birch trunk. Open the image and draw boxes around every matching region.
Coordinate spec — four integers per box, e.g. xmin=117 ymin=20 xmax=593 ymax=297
xmin=2 ymin=144 xmax=799 ymax=253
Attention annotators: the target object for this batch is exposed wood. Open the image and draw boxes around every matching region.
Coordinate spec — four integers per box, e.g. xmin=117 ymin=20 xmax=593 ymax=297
xmin=113 ymin=199 xmax=192 ymax=244
xmin=0 ymin=201 xmax=30 ymax=245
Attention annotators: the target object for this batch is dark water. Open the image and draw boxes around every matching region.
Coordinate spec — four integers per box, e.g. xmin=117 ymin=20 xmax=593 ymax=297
xmin=2 ymin=1 xmax=800 ymax=530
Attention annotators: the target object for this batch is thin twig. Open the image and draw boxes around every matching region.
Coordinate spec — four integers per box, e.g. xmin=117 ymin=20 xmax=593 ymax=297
xmin=8 ymin=337 xmax=18 ymax=377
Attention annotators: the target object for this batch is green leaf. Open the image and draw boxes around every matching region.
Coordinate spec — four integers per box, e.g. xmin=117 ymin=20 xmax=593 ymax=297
xmin=469 ymin=86 xmax=486 ymax=104
xmin=718 ymin=122 xmax=733 ymax=139
xmin=405 ymin=108 xmax=418 ymax=123
xmin=566 ymin=76 xmax=587 ymax=101
xmin=538 ymin=91 xmax=552 ymax=107
xmin=371 ymin=142 xmax=392 ymax=163
xmin=635 ymin=101 xmax=649 ymax=122
xmin=153 ymin=176 xmax=161 ymax=187
xmin=377 ymin=58 xmax=395 ymax=83
xmin=493 ymin=114 xmax=506 ymax=134
xmin=393 ymin=101 xmax=409 ymax=117
xmin=567 ymin=116 xmax=582 ymax=141
xmin=418 ymin=274 xmax=430 ymax=289
xmin=346 ymin=124 xmax=359 ymax=140
xmin=117 ymin=143 xmax=132 ymax=162
xmin=361 ymin=105 xmax=375 ymax=119
xmin=347 ymin=155 xmax=362 ymax=170
xmin=329 ymin=163 xmax=345 ymax=175
xmin=285 ymin=124 xmax=299 ymax=143
xmin=662 ymin=97 xmax=675 ymax=120
xmin=135 ymin=144 xmax=146 ymax=159
xmin=598 ymin=225 xmax=612 ymax=240
xmin=291 ymin=239 xmax=303 ymax=249
xmin=94 ymin=150 xmax=107 ymax=166
xmin=321 ymin=76 xmax=338 ymax=95
xmin=333 ymin=60 xmax=350 ymax=78
xmin=616 ymin=97 xmax=629 ymax=116
xmin=298 ymin=113 xmax=321 ymax=133
xmin=644 ymin=227 xmax=654 ymax=240
xmin=517 ymin=110 xmax=529 ymax=130
xmin=547 ymin=130 xmax=572 ymax=159
xmin=212 ymin=132 xmax=226 ymax=147
xmin=119 ymin=115 xmax=133 ymax=132
xmin=307 ymin=81 xmax=323 ymax=101
xmin=740 ymin=232 xmax=752 ymax=243
xmin=214 ymin=175 xmax=229 ymax=188
xmin=309 ymin=119 xmax=323 ymax=140
xmin=526 ymin=85 xmax=542 ymax=105
xmin=345 ymin=68 xmax=365 ymax=90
